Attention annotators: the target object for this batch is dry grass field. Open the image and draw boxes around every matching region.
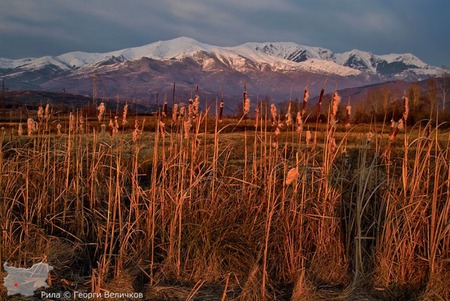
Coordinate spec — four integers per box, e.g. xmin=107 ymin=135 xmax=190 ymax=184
xmin=0 ymin=94 xmax=449 ymax=300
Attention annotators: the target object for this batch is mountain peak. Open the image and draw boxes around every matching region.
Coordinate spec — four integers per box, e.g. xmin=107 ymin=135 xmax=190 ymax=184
xmin=108 ymin=36 xmax=213 ymax=61
xmin=378 ymin=52 xmax=428 ymax=68
xmin=240 ymin=41 xmax=334 ymax=62
xmin=165 ymin=36 xmax=201 ymax=44
xmin=0 ymin=36 xmax=442 ymax=99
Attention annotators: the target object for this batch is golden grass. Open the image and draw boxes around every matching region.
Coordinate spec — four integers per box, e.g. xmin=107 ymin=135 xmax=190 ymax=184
xmin=0 ymin=102 xmax=449 ymax=300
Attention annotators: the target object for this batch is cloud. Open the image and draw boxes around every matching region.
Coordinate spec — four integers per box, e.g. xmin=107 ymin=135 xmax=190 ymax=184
xmin=0 ymin=0 xmax=448 ymax=66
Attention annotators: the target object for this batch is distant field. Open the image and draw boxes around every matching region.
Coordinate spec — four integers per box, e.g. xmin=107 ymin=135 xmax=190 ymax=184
xmin=1 ymin=100 xmax=449 ymax=300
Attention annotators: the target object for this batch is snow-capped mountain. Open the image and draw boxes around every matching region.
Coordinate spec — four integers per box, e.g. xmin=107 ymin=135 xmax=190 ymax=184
xmin=0 ymin=37 xmax=442 ymax=101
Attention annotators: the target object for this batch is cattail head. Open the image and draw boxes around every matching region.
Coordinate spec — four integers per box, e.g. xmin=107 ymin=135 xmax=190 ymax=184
xmin=192 ymin=95 xmax=199 ymax=120
xmin=219 ymin=99 xmax=224 ymax=123
xmin=97 ymin=102 xmax=106 ymax=121
xmin=183 ymin=119 xmax=191 ymax=139
xmin=56 ymin=123 xmax=62 ymax=136
xmin=69 ymin=113 xmax=75 ymax=133
xmin=285 ymin=102 xmax=292 ymax=126
xmin=254 ymin=107 xmax=259 ymax=129
xmin=109 ymin=119 xmax=114 ymax=136
xmin=122 ymin=103 xmax=128 ymax=126
xmin=27 ymin=118 xmax=36 ymax=136
xmin=18 ymin=123 xmax=23 ymax=136
xmin=402 ymin=94 xmax=409 ymax=122
xmin=270 ymin=104 xmax=277 ymax=125
xmin=162 ymin=101 xmax=168 ymax=117
xmin=132 ymin=128 xmax=139 ymax=143
xmin=397 ymin=118 xmax=404 ymax=130
xmin=44 ymin=104 xmax=50 ymax=120
xmin=345 ymin=105 xmax=351 ymax=128
xmin=114 ymin=116 xmax=119 ymax=133
xmin=306 ymin=130 xmax=312 ymax=145
xmin=303 ymin=87 xmax=309 ymax=103
xmin=331 ymin=92 xmax=341 ymax=126
xmin=318 ymin=88 xmax=325 ymax=105
xmin=297 ymin=111 xmax=303 ymax=126
xmin=285 ymin=114 xmax=292 ymax=127
xmin=193 ymin=95 xmax=199 ymax=111
xmin=301 ymin=87 xmax=309 ymax=116
xmin=188 ymin=102 xmax=194 ymax=119
xmin=110 ymin=116 xmax=119 ymax=136
xmin=79 ymin=116 xmax=84 ymax=133
xmin=285 ymin=167 xmax=299 ymax=185
xmin=179 ymin=106 xmax=186 ymax=119
xmin=172 ymin=103 xmax=178 ymax=122
xmin=37 ymin=106 xmax=44 ymax=120
xmin=159 ymin=120 xmax=165 ymax=137
xmin=132 ymin=123 xmax=140 ymax=142
xmin=296 ymin=111 xmax=303 ymax=133
xmin=243 ymin=98 xmax=250 ymax=116
xmin=316 ymin=88 xmax=325 ymax=118
xmin=329 ymin=137 xmax=337 ymax=153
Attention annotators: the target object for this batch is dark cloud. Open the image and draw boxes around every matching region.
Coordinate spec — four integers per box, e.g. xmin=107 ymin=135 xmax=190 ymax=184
xmin=0 ymin=0 xmax=448 ymax=66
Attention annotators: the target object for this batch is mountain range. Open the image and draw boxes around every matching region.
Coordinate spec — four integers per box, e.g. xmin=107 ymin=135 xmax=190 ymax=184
xmin=0 ymin=37 xmax=443 ymax=107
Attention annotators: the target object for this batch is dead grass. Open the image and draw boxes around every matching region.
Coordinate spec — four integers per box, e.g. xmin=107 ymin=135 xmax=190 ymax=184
xmin=0 ymin=100 xmax=449 ymax=300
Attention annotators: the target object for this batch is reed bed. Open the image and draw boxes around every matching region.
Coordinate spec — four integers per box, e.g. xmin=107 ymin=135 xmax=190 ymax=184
xmin=0 ymin=96 xmax=449 ymax=301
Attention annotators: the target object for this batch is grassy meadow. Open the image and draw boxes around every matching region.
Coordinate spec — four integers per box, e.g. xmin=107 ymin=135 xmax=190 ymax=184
xmin=0 ymin=93 xmax=449 ymax=300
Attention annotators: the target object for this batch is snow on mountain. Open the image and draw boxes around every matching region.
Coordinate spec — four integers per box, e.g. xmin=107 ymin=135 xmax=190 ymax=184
xmin=110 ymin=36 xmax=213 ymax=60
xmin=56 ymin=51 xmax=114 ymax=68
xmin=242 ymin=42 xmax=334 ymax=62
xmin=297 ymin=59 xmax=361 ymax=76
xmin=335 ymin=50 xmax=377 ymax=73
xmin=334 ymin=50 xmax=438 ymax=77
xmin=220 ymin=44 xmax=302 ymax=72
xmin=52 ymin=37 xmax=213 ymax=69
xmin=0 ymin=37 xmax=441 ymax=80
xmin=19 ymin=56 xmax=71 ymax=70
xmin=196 ymin=50 xmax=253 ymax=72
xmin=378 ymin=53 xmax=429 ymax=68
xmin=0 ymin=56 xmax=68 ymax=70
xmin=0 ymin=58 xmax=14 ymax=69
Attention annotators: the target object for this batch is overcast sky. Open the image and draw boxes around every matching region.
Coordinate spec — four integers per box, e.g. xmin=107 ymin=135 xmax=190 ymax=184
xmin=0 ymin=0 xmax=449 ymax=66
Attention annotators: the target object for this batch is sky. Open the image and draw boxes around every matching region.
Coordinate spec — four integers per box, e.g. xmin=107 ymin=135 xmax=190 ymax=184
xmin=0 ymin=0 xmax=449 ymax=67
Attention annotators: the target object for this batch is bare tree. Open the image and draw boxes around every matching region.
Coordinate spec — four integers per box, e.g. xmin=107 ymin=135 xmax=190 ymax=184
xmin=428 ymin=78 xmax=438 ymax=119
xmin=440 ymin=65 xmax=449 ymax=110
